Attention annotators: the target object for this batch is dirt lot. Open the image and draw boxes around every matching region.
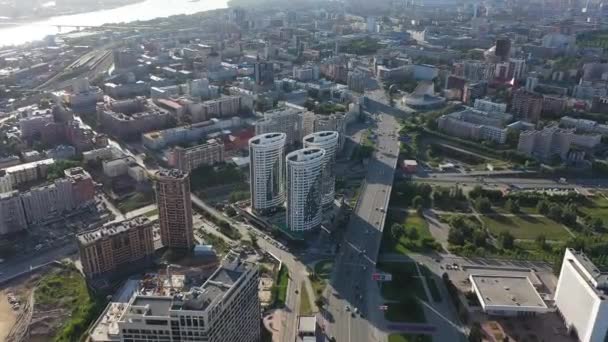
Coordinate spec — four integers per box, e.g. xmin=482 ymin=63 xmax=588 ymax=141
xmin=0 ymin=273 xmax=41 ymax=341
xmin=0 ymin=290 xmax=18 ymax=341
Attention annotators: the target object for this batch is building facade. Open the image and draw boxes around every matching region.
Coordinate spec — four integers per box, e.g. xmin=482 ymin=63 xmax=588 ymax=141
xmin=77 ymin=216 xmax=155 ymax=279
xmin=555 ymin=249 xmax=608 ymax=342
xmin=116 ymin=255 xmax=261 ymax=342
xmin=303 ymin=131 xmax=339 ymax=207
xmin=249 ymin=133 xmax=286 ymax=214
xmin=0 ymin=191 xmax=27 ymax=235
xmin=286 ymin=148 xmax=325 ymax=232
xmin=512 ymin=89 xmax=543 ymax=123
xmin=170 ymin=139 xmax=225 ymax=172
xmin=154 ymin=169 xmax=194 ymax=250
xmin=255 ymin=106 xmax=304 ymax=147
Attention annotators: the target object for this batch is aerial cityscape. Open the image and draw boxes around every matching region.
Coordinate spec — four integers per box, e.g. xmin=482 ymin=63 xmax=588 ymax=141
xmin=2 ymin=0 xmax=608 ymax=341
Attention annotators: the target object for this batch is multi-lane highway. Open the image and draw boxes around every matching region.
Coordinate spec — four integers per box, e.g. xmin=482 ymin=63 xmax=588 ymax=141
xmin=325 ymin=106 xmax=401 ymax=342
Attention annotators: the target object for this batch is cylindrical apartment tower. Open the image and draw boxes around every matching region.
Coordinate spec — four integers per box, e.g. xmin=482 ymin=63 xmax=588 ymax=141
xmin=286 ymin=148 xmax=325 ymax=232
xmin=249 ymin=133 xmax=287 ymax=214
xmin=303 ymin=131 xmax=339 ymax=207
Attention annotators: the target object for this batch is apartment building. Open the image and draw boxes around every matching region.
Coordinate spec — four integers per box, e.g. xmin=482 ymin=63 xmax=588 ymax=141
xmin=249 ymin=133 xmax=286 ymax=214
xmin=0 ymin=191 xmax=27 ymax=235
xmin=286 ymin=148 xmax=325 ymax=233
xmin=97 ymin=97 xmax=172 ymax=139
xmin=114 ymin=254 xmax=260 ymax=342
xmin=512 ymin=88 xmax=544 ymax=123
xmin=77 ymin=216 xmax=155 ymax=279
xmin=154 ymin=169 xmax=194 ymax=250
xmin=517 ymin=125 xmax=601 ymax=161
xmin=437 ymin=107 xmax=511 ymax=144
xmin=169 ymin=139 xmax=225 ymax=172
xmin=473 ymin=99 xmax=507 ymax=113
xmin=255 ymin=106 xmax=304 ymax=147
xmin=555 ymin=249 xmax=608 ymax=342
xmin=303 ymin=131 xmax=339 ymax=207
xmin=0 ymin=158 xmax=54 ymax=189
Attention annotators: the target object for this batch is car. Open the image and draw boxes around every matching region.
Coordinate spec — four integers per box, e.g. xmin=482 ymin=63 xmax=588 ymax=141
xmin=345 ymin=305 xmax=350 ymax=312
xmin=355 ymin=308 xmax=360 ymax=315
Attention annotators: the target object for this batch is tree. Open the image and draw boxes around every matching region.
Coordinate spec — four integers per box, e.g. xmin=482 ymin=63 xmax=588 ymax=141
xmin=505 ymin=199 xmax=520 ymax=214
xmin=474 ymin=197 xmax=492 ymax=213
xmin=592 ymin=217 xmax=604 ymax=231
xmin=225 ymin=207 xmax=237 ymax=217
xmin=408 ymin=227 xmax=419 ymax=241
xmin=391 ymin=223 xmax=404 ymax=240
xmin=249 ymin=232 xmax=259 ymax=249
xmin=469 ymin=322 xmax=484 ymax=342
xmin=561 ymin=206 xmax=578 ymax=226
xmin=535 ymin=234 xmax=547 ymax=250
xmin=448 ymin=228 xmax=465 ymax=246
xmin=537 ymin=200 xmax=550 ymax=215
xmin=412 ymin=195 xmax=424 ymax=210
xmin=498 ymin=230 xmax=515 ymax=250
xmin=472 ymin=230 xmax=488 ymax=248
xmin=548 ymin=204 xmax=563 ymax=221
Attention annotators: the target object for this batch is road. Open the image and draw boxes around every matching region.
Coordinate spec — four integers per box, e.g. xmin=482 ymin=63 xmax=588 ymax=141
xmin=189 ymin=194 xmax=316 ymax=342
xmin=325 ymin=101 xmax=401 ymax=342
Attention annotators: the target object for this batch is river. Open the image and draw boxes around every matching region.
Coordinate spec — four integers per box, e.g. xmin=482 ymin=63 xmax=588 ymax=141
xmin=0 ymin=0 xmax=229 ymax=47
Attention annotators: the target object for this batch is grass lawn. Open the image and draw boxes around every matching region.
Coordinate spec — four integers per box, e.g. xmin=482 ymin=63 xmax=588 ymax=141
xmin=144 ymin=208 xmax=159 ymax=217
xmin=35 ymin=267 xmax=105 ymax=341
xmin=378 ymin=262 xmax=428 ymax=323
xmin=492 ymin=205 xmax=539 ymax=215
xmin=310 ymin=260 xmax=333 ymax=300
xmin=274 ymin=265 xmax=289 ymax=307
xmin=389 ymin=334 xmax=433 ymax=342
xmin=481 ymin=214 xmax=572 ymax=240
xmin=385 ymin=296 xmax=426 ymax=323
xmin=379 ymin=262 xmax=428 ymax=302
xmin=116 ymin=192 xmax=154 ymax=213
xmin=419 ymin=265 xmax=441 ymax=303
xmin=580 ymin=195 xmax=608 ymax=222
xmin=299 ymin=283 xmax=313 ymax=315
xmin=381 ymin=210 xmax=433 ymax=254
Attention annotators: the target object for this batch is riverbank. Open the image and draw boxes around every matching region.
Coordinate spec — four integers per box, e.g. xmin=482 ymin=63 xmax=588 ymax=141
xmin=0 ymin=0 xmax=145 ymax=25
xmin=0 ymin=0 xmax=229 ymax=47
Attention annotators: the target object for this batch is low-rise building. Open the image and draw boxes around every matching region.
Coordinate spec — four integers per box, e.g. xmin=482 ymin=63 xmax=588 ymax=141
xmin=470 ymin=274 xmax=549 ymax=317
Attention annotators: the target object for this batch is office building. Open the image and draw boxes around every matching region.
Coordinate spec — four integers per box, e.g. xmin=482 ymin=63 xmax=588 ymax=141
xmin=249 ymin=133 xmax=286 ymax=214
xmin=114 ymin=254 xmax=260 ymax=342
xmin=0 ymin=191 xmax=27 ymax=235
xmin=169 ymin=139 xmax=224 ymax=172
xmin=555 ymin=249 xmax=608 ymax=342
xmin=286 ymin=148 xmax=325 ymax=232
xmin=512 ymin=89 xmax=544 ymax=123
xmin=255 ymin=106 xmax=304 ymax=147
xmin=254 ymin=60 xmax=274 ymax=86
xmin=154 ymin=169 xmax=194 ymax=250
xmin=77 ymin=216 xmax=155 ymax=279
xmin=303 ymin=131 xmax=339 ymax=206
xmin=495 ymin=38 xmax=511 ymax=61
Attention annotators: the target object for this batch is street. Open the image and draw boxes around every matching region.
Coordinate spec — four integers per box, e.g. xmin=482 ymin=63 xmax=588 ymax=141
xmin=325 ymin=101 xmax=401 ymax=342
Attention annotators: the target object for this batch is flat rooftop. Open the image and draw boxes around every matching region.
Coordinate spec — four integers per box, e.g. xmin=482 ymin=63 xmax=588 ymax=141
xmin=77 ymin=216 xmax=151 ymax=246
xmin=471 ymin=275 xmax=547 ymax=310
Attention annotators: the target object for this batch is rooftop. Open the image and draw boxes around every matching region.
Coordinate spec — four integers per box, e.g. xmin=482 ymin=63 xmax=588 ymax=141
xmin=287 ymin=148 xmax=325 ymax=163
xmin=2 ymin=158 xmax=54 ymax=174
xmin=77 ymin=216 xmax=151 ymax=246
xmin=470 ymin=275 xmax=548 ymax=310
